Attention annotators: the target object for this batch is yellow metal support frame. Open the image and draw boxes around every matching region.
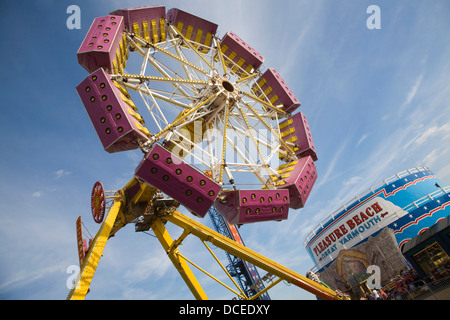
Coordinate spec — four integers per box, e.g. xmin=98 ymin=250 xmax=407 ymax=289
xmin=67 ymin=197 xmax=123 ymax=300
xmin=67 ymin=180 xmax=341 ymax=300
xmin=163 ymin=210 xmax=340 ymax=300
xmin=150 ymin=218 xmax=208 ymax=300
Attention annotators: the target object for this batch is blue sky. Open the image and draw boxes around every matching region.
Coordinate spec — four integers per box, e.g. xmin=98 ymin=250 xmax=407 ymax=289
xmin=1 ymin=0 xmax=450 ymax=300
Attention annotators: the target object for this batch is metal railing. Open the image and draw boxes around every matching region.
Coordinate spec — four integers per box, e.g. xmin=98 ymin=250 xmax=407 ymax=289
xmin=384 ymin=271 xmax=450 ymax=300
xmin=402 ymin=186 xmax=450 ymax=213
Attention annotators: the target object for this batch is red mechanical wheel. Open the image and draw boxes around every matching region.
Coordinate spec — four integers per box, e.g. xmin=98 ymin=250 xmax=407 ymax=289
xmin=91 ymin=181 xmax=106 ymax=224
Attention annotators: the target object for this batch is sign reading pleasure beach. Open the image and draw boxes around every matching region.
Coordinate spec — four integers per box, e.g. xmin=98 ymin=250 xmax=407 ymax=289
xmin=308 ymin=197 xmax=407 ymax=268
xmin=304 ymin=167 xmax=450 ymax=271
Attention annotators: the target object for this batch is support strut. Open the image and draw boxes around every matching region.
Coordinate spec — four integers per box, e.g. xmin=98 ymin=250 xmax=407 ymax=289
xmin=68 ymin=184 xmax=341 ymax=300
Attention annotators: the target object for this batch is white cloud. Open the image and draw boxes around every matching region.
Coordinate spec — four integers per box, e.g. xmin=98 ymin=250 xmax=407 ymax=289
xmin=421 ymin=149 xmax=440 ymax=167
xmin=399 ymin=74 xmax=423 ymax=113
xmin=316 ymin=140 xmax=348 ymax=188
xmin=55 ymin=169 xmax=71 ymax=179
xmin=278 ymin=24 xmax=311 ymax=80
xmin=415 ymin=123 xmax=450 ymax=146
xmin=343 ymin=176 xmax=363 ymax=186
xmin=123 ymin=249 xmax=172 ymax=283
xmin=0 ymin=263 xmax=63 ymax=294
xmin=356 ymin=134 xmax=368 ymax=147
xmin=32 ymin=191 xmax=41 ymax=198
xmin=437 ymin=163 xmax=450 ymax=185
xmin=405 ymin=75 xmax=423 ymax=105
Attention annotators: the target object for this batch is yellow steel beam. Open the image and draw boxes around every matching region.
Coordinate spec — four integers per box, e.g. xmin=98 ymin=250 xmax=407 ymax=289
xmin=241 ymin=100 xmax=295 ymax=158
xmin=236 ymin=72 xmax=260 ymax=84
xmin=121 ymin=74 xmax=209 ymax=86
xmin=152 ymin=91 xmax=220 ymax=141
xmin=219 ymin=103 xmax=230 ymax=183
xmin=163 ymin=210 xmax=341 ymax=300
xmin=175 ymin=250 xmax=248 ymax=300
xmin=201 ymin=240 xmax=248 ymax=299
xmin=152 ymin=42 xmax=210 ymax=76
xmin=242 ymin=91 xmax=286 ymax=115
xmin=150 ymin=218 xmax=208 ymax=300
xmin=129 ymin=33 xmax=210 ymax=76
xmin=215 ymin=39 xmax=228 ymax=77
xmin=168 ymin=24 xmax=215 ymax=72
xmin=250 ymin=277 xmax=283 ymax=300
xmin=67 ymin=178 xmax=339 ymax=300
xmin=67 ymin=198 xmax=123 ymax=300
xmin=235 ymin=103 xmax=269 ymax=185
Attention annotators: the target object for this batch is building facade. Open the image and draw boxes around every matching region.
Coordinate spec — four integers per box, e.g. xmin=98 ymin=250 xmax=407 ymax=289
xmin=304 ymin=167 xmax=450 ymax=293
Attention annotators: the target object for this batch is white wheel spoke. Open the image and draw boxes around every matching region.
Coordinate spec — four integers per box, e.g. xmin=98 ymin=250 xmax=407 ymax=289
xmin=116 ymin=16 xmax=305 ymax=189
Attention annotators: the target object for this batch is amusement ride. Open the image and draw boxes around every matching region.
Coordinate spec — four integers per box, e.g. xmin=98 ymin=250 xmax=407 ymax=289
xmin=68 ymin=5 xmax=345 ymax=300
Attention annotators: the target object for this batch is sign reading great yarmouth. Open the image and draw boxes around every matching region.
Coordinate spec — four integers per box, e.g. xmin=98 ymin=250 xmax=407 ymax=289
xmin=310 ymin=197 xmax=407 ymax=266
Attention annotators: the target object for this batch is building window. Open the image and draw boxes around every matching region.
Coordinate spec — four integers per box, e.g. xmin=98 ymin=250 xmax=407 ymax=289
xmin=413 ymin=242 xmax=450 ymax=281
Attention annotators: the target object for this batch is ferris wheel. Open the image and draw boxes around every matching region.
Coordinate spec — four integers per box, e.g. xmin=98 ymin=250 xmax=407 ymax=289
xmin=76 ymin=6 xmax=318 ymax=225
xmin=68 ymin=5 xmax=347 ymax=302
